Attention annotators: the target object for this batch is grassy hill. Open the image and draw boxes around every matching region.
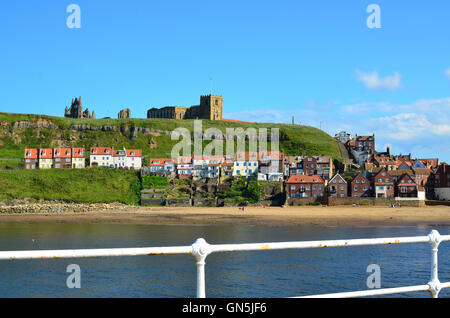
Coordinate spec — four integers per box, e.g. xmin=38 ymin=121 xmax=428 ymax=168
xmin=0 ymin=168 xmax=141 ymax=204
xmin=0 ymin=112 xmax=342 ymax=162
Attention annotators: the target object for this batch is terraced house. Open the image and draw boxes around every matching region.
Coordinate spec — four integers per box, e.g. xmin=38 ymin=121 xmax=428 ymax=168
xmin=53 ymin=148 xmax=72 ymax=169
xmin=24 ymin=149 xmax=38 ymax=169
xmin=72 ymin=148 xmax=85 ymax=169
xmin=38 ymin=148 xmax=53 ymax=169
xmin=350 ymin=173 xmax=371 ymax=197
xmin=112 ymin=149 xmax=142 ymax=169
xmin=149 ymin=158 xmax=175 ymax=173
xmin=233 ymin=151 xmax=258 ymax=178
xmin=373 ymin=168 xmax=394 ymax=198
xmin=90 ymin=147 xmax=113 ymax=167
xmin=286 ymin=175 xmax=325 ymax=199
xmin=327 ymin=174 xmax=347 ymax=198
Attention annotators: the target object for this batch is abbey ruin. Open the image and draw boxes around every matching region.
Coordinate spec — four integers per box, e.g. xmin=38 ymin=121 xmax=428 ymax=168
xmin=64 ymin=97 xmax=96 ymax=119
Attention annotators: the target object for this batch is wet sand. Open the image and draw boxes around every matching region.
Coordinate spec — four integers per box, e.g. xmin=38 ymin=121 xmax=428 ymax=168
xmin=0 ymin=205 xmax=449 ymax=227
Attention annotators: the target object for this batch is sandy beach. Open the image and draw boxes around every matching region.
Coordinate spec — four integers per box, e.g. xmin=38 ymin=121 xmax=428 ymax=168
xmin=0 ymin=205 xmax=449 ymax=227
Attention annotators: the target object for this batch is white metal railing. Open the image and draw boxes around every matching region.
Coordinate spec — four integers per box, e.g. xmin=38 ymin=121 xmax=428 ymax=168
xmin=0 ymin=230 xmax=449 ymax=298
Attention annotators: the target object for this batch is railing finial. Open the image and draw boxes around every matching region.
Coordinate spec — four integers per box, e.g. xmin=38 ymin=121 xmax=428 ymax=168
xmin=191 ymin=238 xmax=211 ymax=298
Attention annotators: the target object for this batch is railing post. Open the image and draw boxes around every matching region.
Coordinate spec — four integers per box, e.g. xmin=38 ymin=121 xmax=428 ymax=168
xmin=191 ymin=238 xmax=211 ymax=298
xmin=427 ymin=230 xmax=442 ymax=298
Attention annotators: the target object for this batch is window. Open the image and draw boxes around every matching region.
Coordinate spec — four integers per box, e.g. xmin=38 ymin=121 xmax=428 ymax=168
xmin=291 ymin=186 xmax=296 ymax=190
xmin=356 ymin=179 xmax=360 ymax=183
xmin=354 ymin=187 xmax=358 ymax=191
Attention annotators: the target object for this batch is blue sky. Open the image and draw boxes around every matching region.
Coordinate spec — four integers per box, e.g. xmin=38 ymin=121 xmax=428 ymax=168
xmin=1 ymin=1 xmax=449 ymax=161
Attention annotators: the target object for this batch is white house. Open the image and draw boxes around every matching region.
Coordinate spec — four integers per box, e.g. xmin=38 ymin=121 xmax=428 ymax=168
xmin=90 ymin=147 xmax=114 ymax=167
xmin=233 ymin=151 xmax=259 ymax=178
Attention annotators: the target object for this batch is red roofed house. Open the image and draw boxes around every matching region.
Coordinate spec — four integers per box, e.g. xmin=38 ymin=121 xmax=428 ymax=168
xmin=38 ymin=148 xmax=53 ymax=169
xmin=149 ymin=158 xmax=175 ymax=173
xmin=90 ymin=147 xmax=113 ymax=167
xmin=24 ymin=149 xmax=39 ymax=169
xmin=177 ymin=156 xmax=193 ymax=177
xmin=286 ymin=175 xmax=325 ymax=200
xmin=418 ymin=158 xmax=439 ymax=170
xmin=373 ymin=156 xmax=396 ymax=171
xmin=53 ymin=148 xmax=72 ymax=169
xmin=396 ymin=173 xmax=420 ymax=198
xmin=72 ymin=148 xmax=85 ymax=169
xmin=373 ymin=168 xmax=394 ymax=198
xmin=125 ymin=149 xmax=142 ymax=169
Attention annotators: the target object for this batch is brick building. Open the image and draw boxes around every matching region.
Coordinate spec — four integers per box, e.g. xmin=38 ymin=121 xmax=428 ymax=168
xmin=327 ymin=174 xmax=348 ymax=198
xmin=373 ymin=168 xmax=394 ymax=198
xmin=350 ymin=173 xmax=371 ymax=197
xmin=24 ymin=149 xmax=38 ymax=169
xmin=286 ymin=175 xmax=325 ymax=199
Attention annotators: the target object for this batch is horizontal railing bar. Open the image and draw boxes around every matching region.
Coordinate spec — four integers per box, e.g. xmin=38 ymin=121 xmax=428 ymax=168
xmin=0 ymin=234 xmax=449 ymax=261
xmin=0 ymin=246 xmax=192 ymax=260
xmin=210 ymin=236 xmax=438 ymax=252
xmin=295 ymin=284 xmax=433 ymax=298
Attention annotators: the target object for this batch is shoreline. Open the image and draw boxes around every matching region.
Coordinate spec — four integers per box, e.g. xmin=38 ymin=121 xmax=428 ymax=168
xmin=0 ymin=205 xmax=449 ymax=227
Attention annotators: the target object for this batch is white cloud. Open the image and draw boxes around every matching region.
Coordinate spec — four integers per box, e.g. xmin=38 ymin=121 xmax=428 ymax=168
xmin=445 ymin=68 xmax=450 ymax=79
xmin=224 ymin=97 xmax=450 ymax=161
xmin=356 ymin=71 xmax=402 ymax=90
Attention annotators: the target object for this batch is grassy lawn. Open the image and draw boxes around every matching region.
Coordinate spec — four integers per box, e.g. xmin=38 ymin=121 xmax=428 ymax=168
xmin=0 ymin=168 xmax=140 ymax=204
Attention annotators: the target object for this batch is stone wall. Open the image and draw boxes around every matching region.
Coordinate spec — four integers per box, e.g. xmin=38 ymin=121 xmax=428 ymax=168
xmin=327 ymin=197 xmax=424 ymax=207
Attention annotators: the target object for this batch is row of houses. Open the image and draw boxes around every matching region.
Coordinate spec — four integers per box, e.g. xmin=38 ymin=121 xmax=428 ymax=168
xmin=286 ymin=165 xmax=450 ymax=201
xmin=24 ymin=147 xmax=142 ymax=170
xmin=148 ymin=152 xmax=333 ymax=182
xmin=25 ymin=148 xmax=86 ymax=169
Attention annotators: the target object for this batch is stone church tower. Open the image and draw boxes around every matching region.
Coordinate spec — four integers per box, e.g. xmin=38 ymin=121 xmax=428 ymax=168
xmin=199 ymin=95 xmax=223 ymax=120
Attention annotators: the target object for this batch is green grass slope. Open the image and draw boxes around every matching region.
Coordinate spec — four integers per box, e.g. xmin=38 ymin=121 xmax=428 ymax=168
xmin=0 ymin=112 xmax=342 ymax=162
xmin=0 ymin=168 xmax=140 ymax=204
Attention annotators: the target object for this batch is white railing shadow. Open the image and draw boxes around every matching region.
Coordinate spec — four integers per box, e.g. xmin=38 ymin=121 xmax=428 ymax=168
xmin=0 ymin=230 xmax=449 ymax=298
